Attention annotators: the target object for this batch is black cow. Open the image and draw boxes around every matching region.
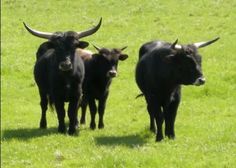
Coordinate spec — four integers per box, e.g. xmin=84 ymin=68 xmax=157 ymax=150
xmin=79 ymin=45 xmax=128 ymax=129
xmin=23 ymin=18 xmax=102 ymax=135
xmin=135 ymin=37 xmax=219 ymax=141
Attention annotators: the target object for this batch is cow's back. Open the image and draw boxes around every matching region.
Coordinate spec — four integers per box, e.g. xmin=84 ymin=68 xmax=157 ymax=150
xmin=75 ymin=48 xmax=93 ymax=61
xmin=136 ymin=51 xmax=160 ymax=94
xmin=136 ymin=43 xmax=174 ymax=95
xmin=139 ymin=40 xmax=171 ymax=59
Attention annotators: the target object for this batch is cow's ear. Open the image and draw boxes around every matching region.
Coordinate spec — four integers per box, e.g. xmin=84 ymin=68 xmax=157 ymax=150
xmin=119 ymin=54 xmax=128 ymax=61
xmin=92 ymin=53 xmax=100 ymax=58
xmin=78 ymin=41 xmax=89 ymax=49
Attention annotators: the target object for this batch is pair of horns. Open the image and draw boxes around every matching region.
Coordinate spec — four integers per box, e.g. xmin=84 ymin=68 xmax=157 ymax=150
xmin=93 ymin=44 xmax=128 ymax=52
xmin=23 ymin=17 xmax=102 ymax=39
xmin=171 ymin=37 xmax=220 ymax=49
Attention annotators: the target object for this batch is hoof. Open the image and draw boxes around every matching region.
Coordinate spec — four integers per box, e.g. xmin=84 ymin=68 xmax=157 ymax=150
xmin=75 ymin=121 xmax=79 ymax=129
xmin=58 ymin=125 xmax=66 ymax=134
xmin=98 ymin=123 xmax=104 ymax=129
xmin=90 ymin=123 xmax=96 ymax=130
xmin=165 ymin=131 xmax=175 ymax=140
xmin=156 ymin=135 xmax=164 ymax=142
xmin=40 ymin=125 xmax=47 ymax=129
xmin=40 ymin=121 xmax=47 ymax=129
xmin=150 ymin=127 xmax=156 ymax=134
xmin=68 ymin=128 xmax=76 ymax=135
xmin=80 ymin=119 xmax=86 ymax=125
xmin=167 ymin=135 xmax=175 ymax=140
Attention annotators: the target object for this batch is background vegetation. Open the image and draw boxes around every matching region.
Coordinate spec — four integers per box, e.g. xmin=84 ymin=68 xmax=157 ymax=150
xmin=1 ymin=0 xmax=236 ymax=167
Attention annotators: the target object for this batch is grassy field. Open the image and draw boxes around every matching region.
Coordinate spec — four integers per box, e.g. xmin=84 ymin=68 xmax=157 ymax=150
xmin=1 ymin=0 xmax=236 ymax=167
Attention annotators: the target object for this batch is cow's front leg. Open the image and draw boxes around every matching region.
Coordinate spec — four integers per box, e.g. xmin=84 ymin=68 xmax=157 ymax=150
xmin=98 ymin=94 xmax=108 ymax=129
xmin=68 ymin=98 xmax=79 ymax=135
xmin=88 ymin=98 xmax=97 ymax=130
xmin=55 ymin=100 xmax=66 ymax=133
xmin=39 ymin=90 xmax=48 ymax=129
xmin=164 ymin=90 xmax=180 ymax=139
xmin=80 ymin=96 xmax=88 ymax=125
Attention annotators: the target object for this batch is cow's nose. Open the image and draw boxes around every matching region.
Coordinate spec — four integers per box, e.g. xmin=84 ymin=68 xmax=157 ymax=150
xmin=194 ymin=77 xmax=206 ymax=86
xmin=108 ymin=70 xmax=117 ymax=78
xmin=59 ymin=60 xmax=72 ymax=71
xmin=198 ymin=77 xmax=206 ymax=85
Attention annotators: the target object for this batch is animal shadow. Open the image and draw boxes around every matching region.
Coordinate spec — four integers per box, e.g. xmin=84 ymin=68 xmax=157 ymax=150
xmin=95 ymin=133 xmax=150 ymax=148
xmin=1 ymin=127 xmax=57 ymax=141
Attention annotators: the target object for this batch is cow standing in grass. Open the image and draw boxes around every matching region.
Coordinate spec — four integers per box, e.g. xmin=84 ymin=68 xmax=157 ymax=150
xmin=135 ymin=37 xmax=219 ymax=141
xmin=79 ymin=45 xmax=128 ymax=129
xmin=23 ymin=18 xmax=102 ymax=135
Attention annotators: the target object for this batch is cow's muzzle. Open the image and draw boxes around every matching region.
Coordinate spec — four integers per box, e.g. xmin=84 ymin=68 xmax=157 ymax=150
xmin=107 ymin=70 xmax=117 ymax=78
xmin=59 ymin=58 xmax=72 ymax=72
xmin=193 ymin=77 xmax=206 ymax=86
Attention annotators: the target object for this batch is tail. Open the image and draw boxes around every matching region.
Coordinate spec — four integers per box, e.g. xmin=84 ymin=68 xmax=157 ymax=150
xmin=48 ymin=95 xmax=54 ymax=112
xmin=136 ymin=93 xmax=144 ymax=99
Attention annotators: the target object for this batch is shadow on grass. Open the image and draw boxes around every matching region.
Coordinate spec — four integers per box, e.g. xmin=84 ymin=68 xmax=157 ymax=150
xmin=95 ymin=132 xmax=152 ymax=148
xmin=1 ymin=127 xmax=57 ymax=141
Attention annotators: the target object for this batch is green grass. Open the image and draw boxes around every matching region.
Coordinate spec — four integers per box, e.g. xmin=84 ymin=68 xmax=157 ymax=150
xmin=1 ymin=0 xmax=236 ymax=167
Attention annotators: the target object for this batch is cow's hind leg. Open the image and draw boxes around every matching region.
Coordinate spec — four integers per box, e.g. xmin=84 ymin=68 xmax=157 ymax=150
xmin=154 ymin=107 xmax=164 ymax=142
xmin=80 ymin=96 xmax=87 ymax=125
xmin=39 ymin=90 xmax=48 ymax=129
xmin=98 ymin=95 xmax=108 ymax=129
xmin=164 ymin=92 xmax=180 ymax=139
xmin=148 ymin=107 xmax=156 ymax=133
xmin=55 ymin=100 xmax=66 ymax=133
xmin=68 ymin=98 xmax=79 ymax=135
xmin=145 ymin=95 xmax=156 ymax=133
xmin=146 ymin=95 xmax=164 ymax=142
xmin=88 ymin=99 xmax=97 ymax=130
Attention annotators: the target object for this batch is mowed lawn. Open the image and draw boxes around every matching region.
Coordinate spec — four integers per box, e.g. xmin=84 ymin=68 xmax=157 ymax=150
xmin=1 ymin=0 xmax=236 ymax=167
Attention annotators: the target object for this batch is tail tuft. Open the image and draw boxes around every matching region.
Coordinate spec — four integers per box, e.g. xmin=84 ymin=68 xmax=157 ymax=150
xmin=48 ymin=95 xmax=55 ymax=112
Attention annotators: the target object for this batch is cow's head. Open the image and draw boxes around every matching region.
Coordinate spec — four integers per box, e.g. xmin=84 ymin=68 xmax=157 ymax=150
xmin=167 ymin=37 xmax=219 ymax=86
xmin=23 ymin=18 xmax=102 ymax=72
xmin=92 ymin=45 xmax=128 ymax=78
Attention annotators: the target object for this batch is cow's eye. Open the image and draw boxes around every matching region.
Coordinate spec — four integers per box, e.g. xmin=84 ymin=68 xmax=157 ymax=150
xmin=73 ymin=41 xmax=80 ymax=47
xmin=185 ymin=48 xmax=193 ymax=55
xmin=186 ymin=51 xmax=191 ymax=55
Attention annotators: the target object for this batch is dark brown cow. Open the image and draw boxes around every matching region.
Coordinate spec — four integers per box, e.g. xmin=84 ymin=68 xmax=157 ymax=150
xmin=24 ymin=18 xmax=102 ymax=135
xmin=136 ymin=37 xmax=219 ymax=141
xmin=80 ymin=45 xmax=128 ymax=129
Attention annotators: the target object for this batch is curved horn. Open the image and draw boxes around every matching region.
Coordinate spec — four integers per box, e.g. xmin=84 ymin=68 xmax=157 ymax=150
xmin=193 ymin=37 xmax=220 ymax=48
xmin=23 ymin=22 xmax=53 ymax=39
xmin=171 ymin=39 xmax=182 ymax=49
xmin=121 ymin=46 xmax=128 ymax=51
xmin=92 ymin=44 xmax=101 ymax=52
xmin=77 ymin=17 xmax=102 ymax=39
